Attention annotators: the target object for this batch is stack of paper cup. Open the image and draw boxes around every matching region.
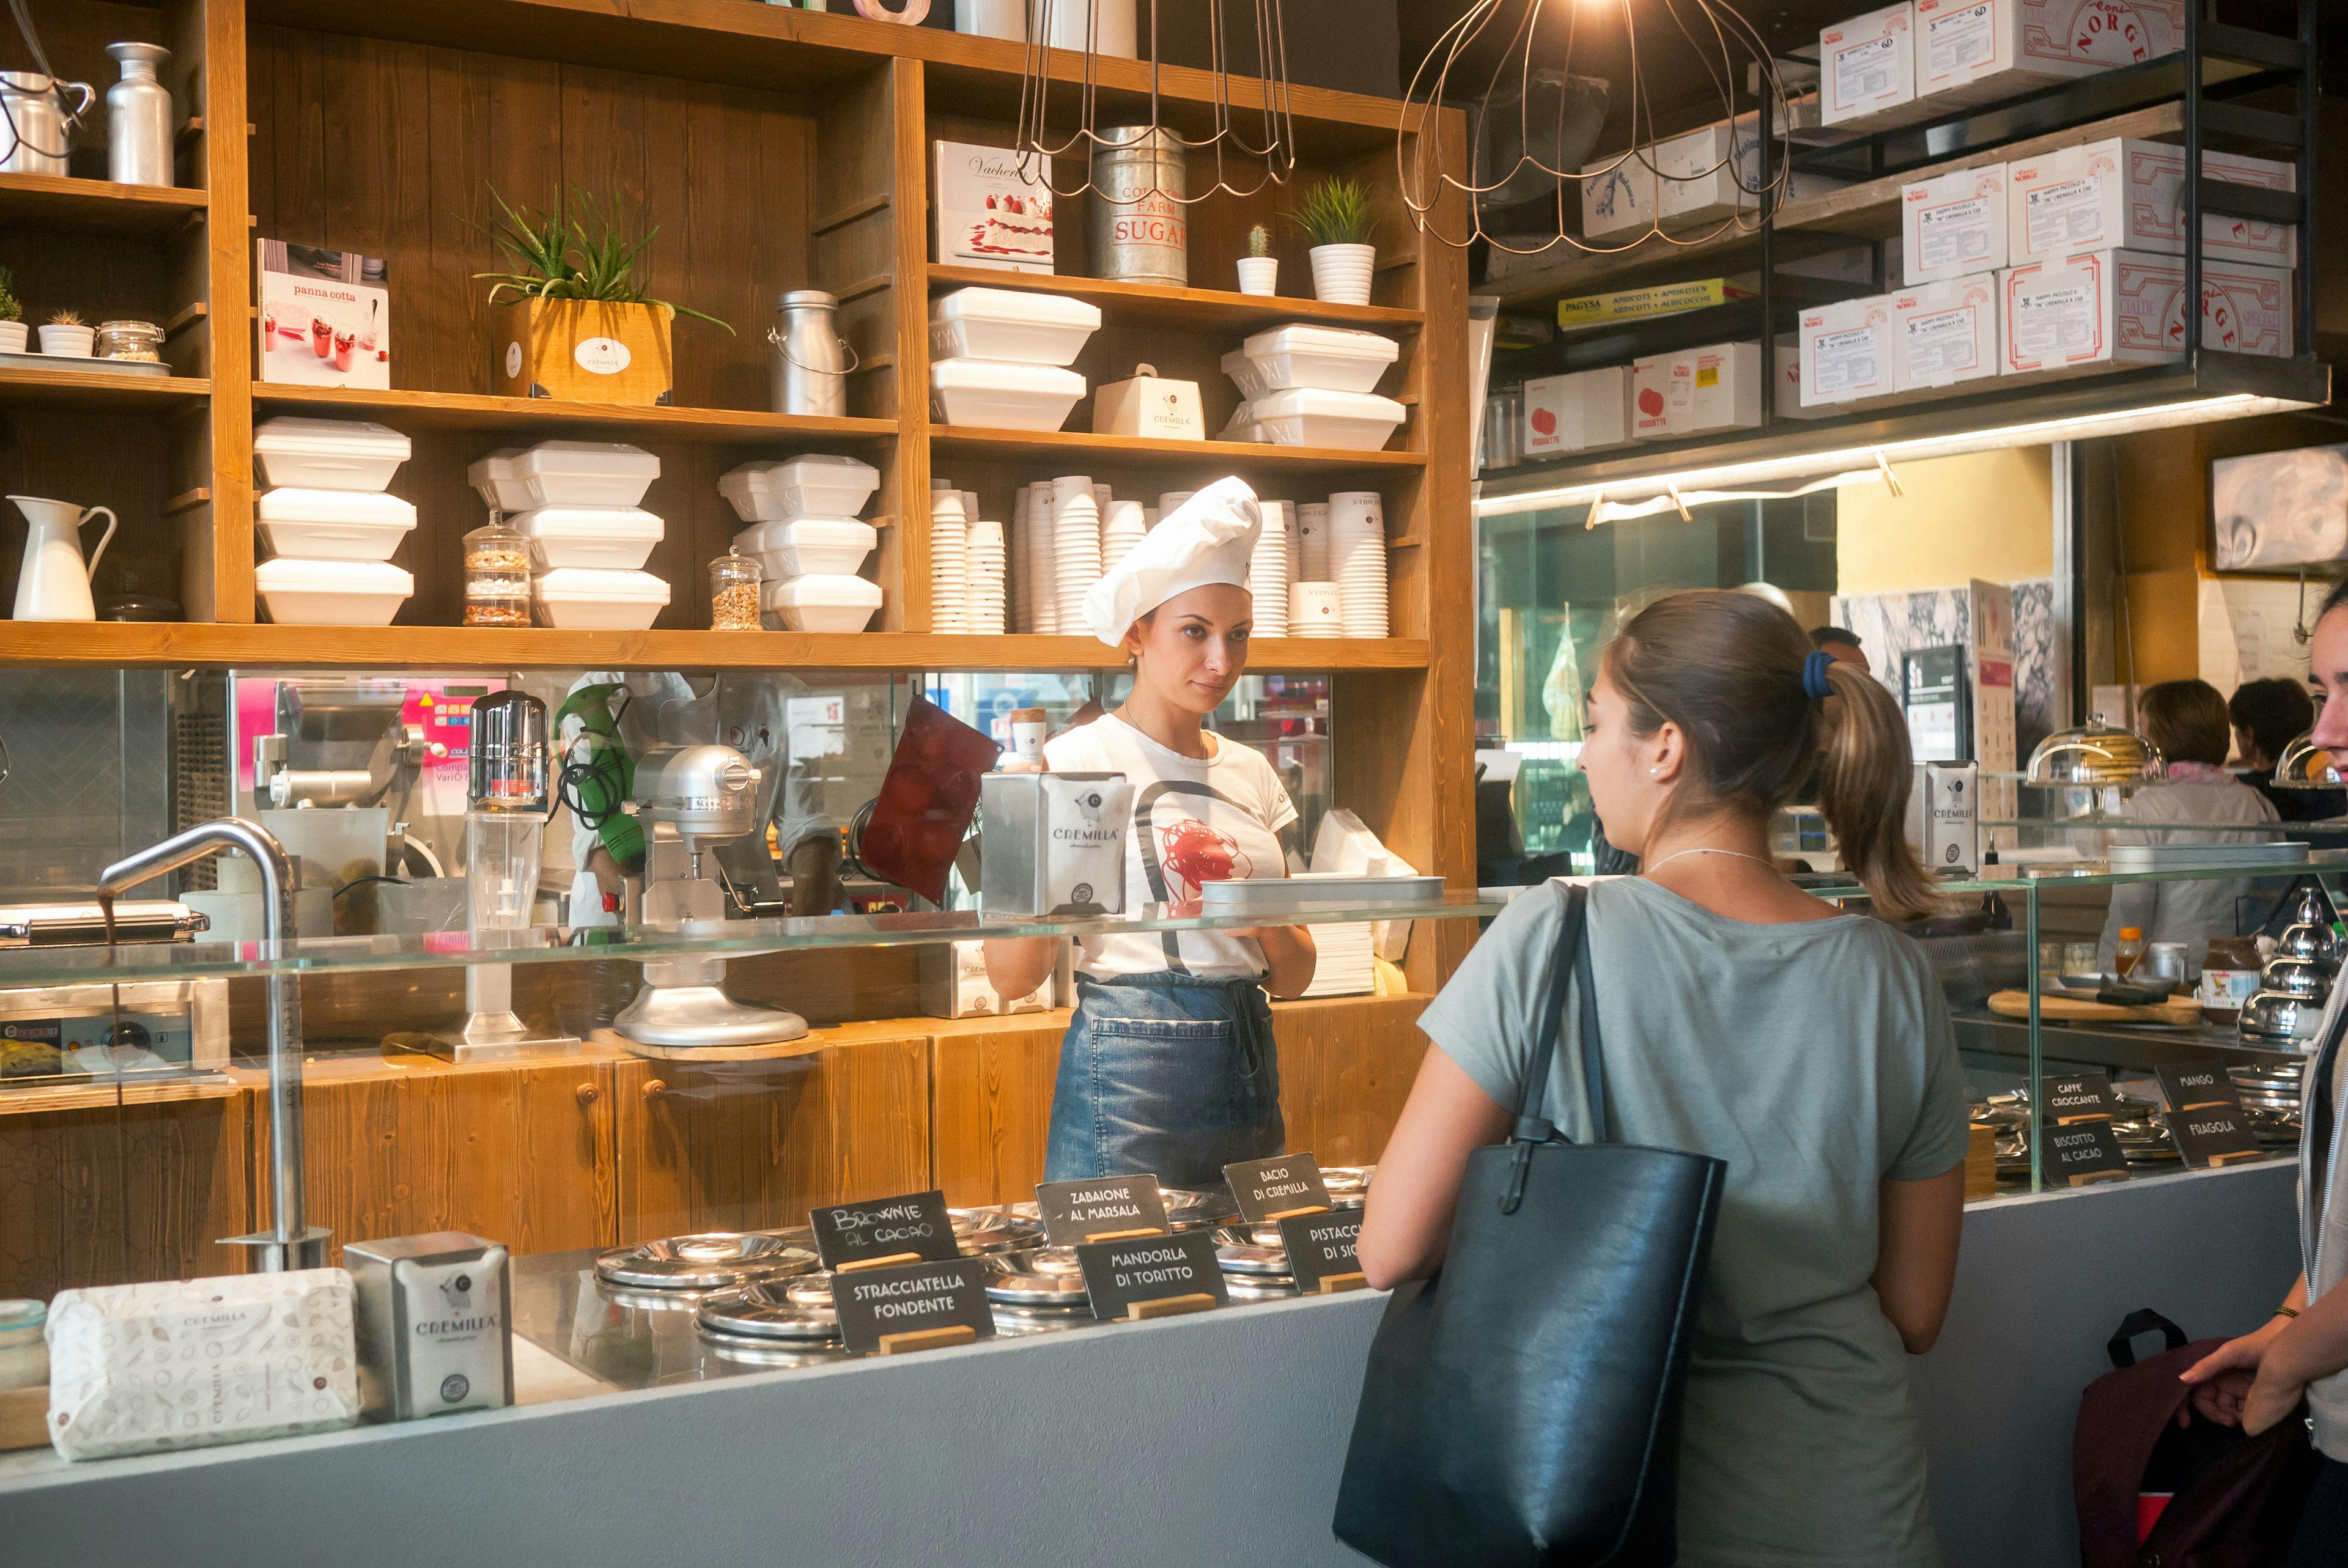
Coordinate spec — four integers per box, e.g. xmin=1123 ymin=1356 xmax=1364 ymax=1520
xmin=930 ymin=490 xmax=969 ymax=635
xmin=1329 ymin=490 xmax=1388 ymax=636
xmin=1247 ymin=505 xmax=1290 ymax=637
xmin=1298 ymin=502 xmax=1330 ymax=580
xmin=1010 ymin=487 xmax=1032 ymax=633
xmin=965 ymin=518 xmax=1006 ymax=635
xmin=1051 ymin=475 xmax=1101 ymax=635
xmin=1281 ymin=502 xmax=1301 ymax=587
xmin=1027 ymin=480 xmax=1057 ymax=633
xmin=1291 ymin=581 xmax=1343 ymax=636
xmin=1102 ymin=499 xmax=1148 ymax=575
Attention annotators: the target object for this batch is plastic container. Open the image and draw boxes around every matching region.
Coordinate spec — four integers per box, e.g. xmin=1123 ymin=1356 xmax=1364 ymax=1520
xmin=0 ymin=1299 xmax=47 ymax=1393
xmin=510 ymin=505 xmax=665 ymax=570
xmin=710 ymin=553 xmax=762 ymax=631
xmin=762 ymin=573 xmax=882 ymax=633
xmin=252 ymin=416 xmax=413 ymax=491
xmin=468 ymin=449 xmax=534 ymax=512
xmin=532 ymin=567 xmax=671 ymax=630
xmin=732 ymin=517 xmax=877 ymax=578
xmin=930 ymin=358 xmax=1086 ymax=431
xmin=255 ymin=557 xmax=413 ymax=625
xmin=94 ymin=319 xmax=164 ymax=363
xmin=254 ymin=488 xmax=417 ymax=562
xmin=928 ymin=287 xmax=1102 ymax=367
xmin=509 ymin=441 xmax=660 ymax=509
xmin=718 ymin=455 xmax=879 ymax=523
xmin=1250 ymin=386 xmax=1408 ymax=451
xmin=463 ymin=521 xmax=534 ymax=627
xmin=1239 ymin=324 xmax=1401 ymax=394
xmin=1221 ymin=347 xmax=1276 ymax=403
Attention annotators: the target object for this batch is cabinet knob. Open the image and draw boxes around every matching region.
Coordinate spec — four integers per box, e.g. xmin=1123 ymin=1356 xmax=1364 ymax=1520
xmin=574 ymin=1083 xmax=599 ymax=1107
xmin=641 ymin=1077 xmax=667 ymax=1102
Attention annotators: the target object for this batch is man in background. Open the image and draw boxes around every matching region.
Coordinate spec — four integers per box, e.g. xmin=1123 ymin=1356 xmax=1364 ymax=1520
xmin=1811 ymin=625 xmax=1870 ymax=674
xmin=2232 ymin=676 xmax=2344 ymax=822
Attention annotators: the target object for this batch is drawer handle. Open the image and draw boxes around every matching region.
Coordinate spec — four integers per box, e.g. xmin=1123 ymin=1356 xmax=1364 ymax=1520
xmin=641 ymin=1077 xmax=667 ymax=1103
xmin=575 ymin=1083 xmax=600 ymax=1107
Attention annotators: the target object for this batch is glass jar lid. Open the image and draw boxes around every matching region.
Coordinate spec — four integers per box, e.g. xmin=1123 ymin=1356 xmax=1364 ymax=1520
xmin=2273 ymin=732 xmax=2343 ymax=790
xmin=0 ymin=1298 xmax=43 ymax=1343
xmin=2023 ymin=719 xmax=2165 ymax=787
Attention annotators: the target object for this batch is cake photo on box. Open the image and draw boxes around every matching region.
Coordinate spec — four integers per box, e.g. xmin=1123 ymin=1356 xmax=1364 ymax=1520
xmin=256 ymin=240 xmax=390 ymax=390
xmin=934 ymin=141 xmax=1055 ymax=273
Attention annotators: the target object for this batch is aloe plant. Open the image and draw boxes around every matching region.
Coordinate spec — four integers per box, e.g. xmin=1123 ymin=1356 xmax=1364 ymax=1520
xmin=472 ymin=185 xmax=733 ymax=333
xmin=0 ymin=265 xmax=19 ymax=324
xmin=1291 ymin=177 xmax=1373 ymax=248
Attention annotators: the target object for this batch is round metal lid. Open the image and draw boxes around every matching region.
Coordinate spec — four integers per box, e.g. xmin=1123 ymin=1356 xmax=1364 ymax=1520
xmin=1321 ymin=1166 xmax=1374 ymax=1208
xmin=784 ymin=1273 xmax=836 ymax=1308
xmin=951 ymin=1207 xmax=1045 ymax=1254
xmin=1225 ymin=1274 xmax=1298 ymax=1301
xmin=698 ymin=1284 xmax=841 ymax=1341
xmin=983 ymin=1248 xmax=1090 ymax=1306
xmin=991 ymin=1303 xmax=1093 ymax=1336
xmin=594 ymin=1232 xmax=819 ymax=1292
xmin=1212 ymin=1227 xmax=1291 ymax=1276
xmin=1160 ymin=1186 xmax=1241 ymax=1231
xmin=700 ymin=1328 xmax=849 ymax=1366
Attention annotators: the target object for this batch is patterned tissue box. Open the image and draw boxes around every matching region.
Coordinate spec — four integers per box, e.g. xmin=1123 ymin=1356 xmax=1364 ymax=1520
xmin=46 ymin=1268 xmax=361 ymax=1461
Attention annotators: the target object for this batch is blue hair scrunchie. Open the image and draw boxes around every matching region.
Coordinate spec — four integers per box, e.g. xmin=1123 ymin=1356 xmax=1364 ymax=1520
xmin=1801 ymin=649 xmax=1837 ymax=704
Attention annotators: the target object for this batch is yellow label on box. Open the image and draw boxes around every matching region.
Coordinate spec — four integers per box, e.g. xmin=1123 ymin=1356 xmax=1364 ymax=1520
xmin=1697 ymin=366 xmax=1720 ymax=387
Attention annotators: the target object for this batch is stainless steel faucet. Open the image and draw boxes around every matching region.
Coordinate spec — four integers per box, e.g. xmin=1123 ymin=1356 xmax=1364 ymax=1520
xmin=98 ymin=818 xmax=328 ymax=1272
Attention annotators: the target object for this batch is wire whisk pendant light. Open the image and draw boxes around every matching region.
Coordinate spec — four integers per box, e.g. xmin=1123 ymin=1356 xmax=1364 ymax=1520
xmin=1014 ymin=0 xmax=1298 ymax=205
xmin=1400 ymin=0 xmax=1795 ymax=257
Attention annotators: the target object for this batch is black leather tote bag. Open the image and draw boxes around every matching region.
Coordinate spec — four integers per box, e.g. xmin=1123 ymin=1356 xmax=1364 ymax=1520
xmin=1333 ymin=883 xmax=1728 ymax=1567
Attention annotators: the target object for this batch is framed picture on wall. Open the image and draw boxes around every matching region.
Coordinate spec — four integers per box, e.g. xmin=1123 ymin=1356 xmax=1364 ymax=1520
xmin=2211 ymin=443 xmax=2348 ymax=571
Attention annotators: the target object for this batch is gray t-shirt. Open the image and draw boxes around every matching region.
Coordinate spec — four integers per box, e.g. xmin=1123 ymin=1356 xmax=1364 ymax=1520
xmin=1421 ymin=877 xmax=1971 ymax=1568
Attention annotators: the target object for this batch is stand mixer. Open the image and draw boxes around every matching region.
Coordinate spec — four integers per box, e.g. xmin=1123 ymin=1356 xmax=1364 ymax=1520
xmin=613 ymin=742 xmax=809 ymax=1051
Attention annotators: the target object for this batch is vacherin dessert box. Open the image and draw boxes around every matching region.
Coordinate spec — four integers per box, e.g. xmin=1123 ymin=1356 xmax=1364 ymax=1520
xmin=934 ymin=139 xmax=1055 ymax=273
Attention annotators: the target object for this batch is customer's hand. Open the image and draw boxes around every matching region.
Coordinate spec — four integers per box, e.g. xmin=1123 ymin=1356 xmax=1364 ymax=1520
xmin=2179 ymin=1320 xmax=2287 ymax=1427
xmin=2242 ymin=1363 xmax=2310 ymax=1437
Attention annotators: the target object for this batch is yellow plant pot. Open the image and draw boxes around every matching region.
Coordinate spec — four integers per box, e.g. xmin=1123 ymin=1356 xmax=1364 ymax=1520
xmin=493 ymin=298 xmax=675 ymax=407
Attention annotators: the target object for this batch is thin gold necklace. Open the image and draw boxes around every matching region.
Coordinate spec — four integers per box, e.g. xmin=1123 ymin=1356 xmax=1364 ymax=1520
xmin=1642 ymin=845 xmax=1773 ymax=876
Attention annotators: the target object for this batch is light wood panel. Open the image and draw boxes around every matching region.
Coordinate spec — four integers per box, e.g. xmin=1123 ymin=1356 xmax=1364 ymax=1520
xmin=930 ymin=1009 xmax=1068 ymax=1208
xmin=0 ymin=173 xmax=207 ymax=237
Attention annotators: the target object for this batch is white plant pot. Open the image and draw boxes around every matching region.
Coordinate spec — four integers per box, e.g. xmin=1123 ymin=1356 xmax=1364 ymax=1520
xmin=37 ymin=324 xmax=94 ymax=357
xmin=1235 ymin=257 xmax=1279 ymax=296
xmin=1308 ymin=243 xmax=1375 ymax=307
xmin=0 ymin=322 xmax=24 ymax=354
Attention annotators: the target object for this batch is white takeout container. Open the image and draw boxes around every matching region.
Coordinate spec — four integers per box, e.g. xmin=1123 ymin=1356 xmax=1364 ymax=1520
xmin=930 ymin=358 xmax=1085 ymax=431
xmin=508 ymin=441 xmax=659 ymax=509
xmin=1221 ymin=348 xmax=1276 ymax=403
xmin=252 ymin=417 xmax=412 ymax=491
xmin=532 ymin=567 xmax=670 ymax=630
xmin=928 ymin=287 xmax=1101 ymax=367
xmin=718 ymin=455 xmax=880 ymax=523
xmin=255 ymin=557 xmax=413 ymax=626
xmin=254 ymin=488 xmax=417 ymax=562
xmin=733 ymin=517 xmax=877 ymax=578
xmin=468 ymin=449 xmax=534 ymax=512
xmin=1250 ymin=387 xmax=1408 ymax=451
xmin=511 ymin=505 xmax=665 ymax=570
xmin=762 ymin=573 xmax=882 ymax=633
xmin=1239 ymin=325 xmax=1401 ymax=395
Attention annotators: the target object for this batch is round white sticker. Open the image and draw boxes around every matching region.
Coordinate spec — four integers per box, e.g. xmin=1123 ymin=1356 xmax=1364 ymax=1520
xmin=574 ymin=336 xmax=632 ymax=376
xmin=504 ymin=341 xmax=523 ymax=379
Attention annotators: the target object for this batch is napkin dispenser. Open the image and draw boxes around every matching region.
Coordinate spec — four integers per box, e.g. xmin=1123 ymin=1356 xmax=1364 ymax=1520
xmin=345 ymin=1231 xmax=513 ymax=1421
xmin=981 ymin=771 xmax=1134 ymax=916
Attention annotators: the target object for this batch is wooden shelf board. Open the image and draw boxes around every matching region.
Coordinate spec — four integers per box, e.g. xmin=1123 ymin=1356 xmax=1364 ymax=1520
xmin=0 ymin=367 xmax=212 ymax=411
xmin=0 ymin=172 xmax=207 ymax=237
xmin=0 ymin=622 xmax=1428 ymax=672
xmin=251 ymin=385 xmax=896 ymax=447
xmin=929 ymin=426 xmax=1424 ymax=471
xmin=927 ymin=265 xmax=1424 ymax=330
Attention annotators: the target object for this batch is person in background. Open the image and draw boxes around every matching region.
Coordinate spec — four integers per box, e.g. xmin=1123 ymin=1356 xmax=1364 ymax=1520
xmin=2182 ymin=581 xmax=2348 ymax=1566
xmin=1812 ymin=624 xmax=1870 ymax=674
xmin=2234 ymin=676 xmax=2345 ymax=822
xmin=1360 ymin=590 xmax=1967 ymax=1567
xmin=2098 ymin=679 xmax=2281 ymax=971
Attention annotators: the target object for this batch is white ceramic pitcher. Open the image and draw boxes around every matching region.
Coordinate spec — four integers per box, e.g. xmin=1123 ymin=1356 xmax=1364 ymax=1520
xmin=9 ymin=496 xmax=116 ymax=622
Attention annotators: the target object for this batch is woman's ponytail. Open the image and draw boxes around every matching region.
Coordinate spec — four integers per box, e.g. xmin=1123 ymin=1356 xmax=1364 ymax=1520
xmin=1816 ymin=657 xmax=1940 ymax=921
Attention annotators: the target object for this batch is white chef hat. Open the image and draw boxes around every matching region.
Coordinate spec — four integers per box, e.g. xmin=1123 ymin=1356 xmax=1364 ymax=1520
xmin=1080 ymin=476 xmax=1263 ymax=646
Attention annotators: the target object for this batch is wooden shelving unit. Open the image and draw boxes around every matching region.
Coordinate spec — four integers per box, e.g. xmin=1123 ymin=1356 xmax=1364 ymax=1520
xmin=0 ymin=367 xmax=212 ymax=410
xmin=927 ymin=427 xmax=1426 ymax=470
xmin=926 ymin=263 xmax=1427 ymax=330
xmin=251 ymin=385 xmax=898 ymax=447
xmin=0 ymin=171 xmax=209 ymax=237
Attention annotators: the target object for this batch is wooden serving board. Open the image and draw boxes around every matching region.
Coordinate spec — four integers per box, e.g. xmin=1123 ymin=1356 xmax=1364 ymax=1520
xmin=1987 ymin=990 xmax=2204 ymax=1026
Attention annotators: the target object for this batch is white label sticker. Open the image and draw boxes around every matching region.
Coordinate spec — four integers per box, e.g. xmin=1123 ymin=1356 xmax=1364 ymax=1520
xmin=2025 ymin=176 xmax=2108 ymax=256
xmin=2013 ymin=282 xmax=2095 ymax=361
xmin=503 ymin=340 xmax=523 ymax=380
xmin=573 ymin=336 xmax=632 ymax=376
xmin=1903 ymin=306 xmax=1981 ymax=380
xmin=1833 ymin=33 xmax=1902 ymax=108
xmin=1811 ymin=325 xmax=1881 ymax=396
xmin=1925 ymin=2 xmax=1996 ymax=79
xmin=1916 ymin=195 xmax=1995 ymax=272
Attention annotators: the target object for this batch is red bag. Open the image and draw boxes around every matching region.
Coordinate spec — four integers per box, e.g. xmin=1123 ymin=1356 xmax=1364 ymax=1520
xmin=2075 ymin=1309 xmax=2317 ymax=1568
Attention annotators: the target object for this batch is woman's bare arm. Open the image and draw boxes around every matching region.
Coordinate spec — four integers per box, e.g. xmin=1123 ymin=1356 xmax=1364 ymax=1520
xmin=1357 ymin=1047 xmax=1512 ymax=1289
xmin=1874 ymin=1168 xmax=1965 ymax=1353
xmin=982 ymin=937 xmax=1060 ymax=1002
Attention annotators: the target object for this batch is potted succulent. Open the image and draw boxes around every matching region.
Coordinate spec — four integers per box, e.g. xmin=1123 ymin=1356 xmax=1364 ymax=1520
xmin=1293 ymin=177 xmax=1376 ymax=306
xmin=38 ymin=307 xmax=93 ymax=358
xmin=1236 ymin=224 xmax=1278 ymax=296
xmin=475 ymin=185 xmax=731 ymax=407
xmin=0 ymin=267 xmax=22 ymax=354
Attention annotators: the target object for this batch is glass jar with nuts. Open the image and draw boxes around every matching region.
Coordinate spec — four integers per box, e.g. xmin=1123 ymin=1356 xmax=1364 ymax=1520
xmin=463 ymin=521 xmax=533 ymax=628
xmin=710 ymin=551 xmax=762 ymax=631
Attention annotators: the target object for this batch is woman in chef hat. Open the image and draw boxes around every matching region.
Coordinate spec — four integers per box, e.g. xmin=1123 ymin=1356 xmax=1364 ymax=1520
xmin=986 ymin=476 xmax=1316 ymax=1185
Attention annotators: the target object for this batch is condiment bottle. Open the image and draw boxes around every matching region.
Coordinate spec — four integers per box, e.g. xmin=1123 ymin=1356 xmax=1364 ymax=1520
xmin=710 ymin=551 xmax=761 ymax=631
xmin=2113 ymin=926 xmax=2146 ymax=979
xmin=2199 ymin=936 xmax=2265 ymax=1025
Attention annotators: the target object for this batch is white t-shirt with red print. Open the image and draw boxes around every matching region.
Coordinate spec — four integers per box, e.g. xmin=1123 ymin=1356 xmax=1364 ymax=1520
xmin=1043 ymin=712 xmax=1298 ymax=980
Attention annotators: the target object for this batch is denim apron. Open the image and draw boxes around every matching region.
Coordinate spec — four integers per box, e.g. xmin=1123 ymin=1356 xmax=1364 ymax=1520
xmin=1048 ymin=769 xmax=1297 ymax=1181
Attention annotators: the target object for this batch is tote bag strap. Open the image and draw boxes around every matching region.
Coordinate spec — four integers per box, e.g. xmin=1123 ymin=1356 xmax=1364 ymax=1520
xmin=1501 ymin=880 xmax=1597 ymax=1212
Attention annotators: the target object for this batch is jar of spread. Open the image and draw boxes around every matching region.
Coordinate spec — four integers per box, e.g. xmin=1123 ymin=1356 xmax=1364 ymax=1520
xmin=2199 ymin=936 xmax=2264 ymax=1025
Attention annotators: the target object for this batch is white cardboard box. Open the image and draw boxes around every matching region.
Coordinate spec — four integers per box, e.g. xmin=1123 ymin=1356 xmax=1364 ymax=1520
xmin=1631 ymin=343 xmax=1760 ymax=438
xmin=1914 ymin=0 xmax=2098 ymax=108
xmin=2007 ymin=137 xmax=2298 ymax=269
xmin=1630 ymin=353 xmax=1677 ymax=440
xmin=1522 ymin=372 xmax=1577 ymax=460
xmin=1091 ymin=367 xmax=1205 ymax=440
xmin=1774 ymin=345 xmax=1833 ymax=419
xmin=1820 ymin=4 xmax=1924 ymax=130
xmin=1575 ymin=365 xmax=1634 ymax=447
xmin=1890 ymin=271 xmax=2001 ymax=391
xmin=2001 ymin=249 xmax=2294 ymax=375
xmin=1798 ymin=294 xmax=1900 ymax=406
xmin=1580 ymin=155 xmax=1659 ymax=240
xmin=932 ymin=139 xmax=1055 ymax=273
xmin=1902 ymin=164 xmax=2007 ymax=285
xmin=2020 ymin=0 xmax=2184 ymax=67
xmin=1656 ymin=115 xmax=1851 ymax=226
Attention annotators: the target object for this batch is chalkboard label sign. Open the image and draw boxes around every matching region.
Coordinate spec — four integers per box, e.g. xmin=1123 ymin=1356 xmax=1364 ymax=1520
xmin=2157 ymin=1064 xmax=2240 ymax=1113
xmin=1034 ymin=1174 xmax=1168 ymax=1246
xmin=2045 ymin=1121 xmax=2131 ymax=1186
xmin=1076 ymin=1231 xmax=1228 ymax=1321
xmin=2168 ymin=1106 xmax=2267 ymax=1170
xmin=808 ymin=1188 xmax=961 ymax=1271
xmin=1277 ymin=1210 xmax=1367 ymax=1294
xmin=1224 ymin=1153 xmax=1332 ymax=1223
xmin=2040 ymin=1071 xmax=2123 ymax=1125
xmin=832 ymin=1256 xmax=995 ymax=1355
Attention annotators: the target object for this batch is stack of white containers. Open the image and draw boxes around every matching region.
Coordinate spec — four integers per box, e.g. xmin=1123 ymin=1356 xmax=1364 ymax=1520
xmin=251 ymin=417 xmax=417 ymax=626
xmin=1220 ymin=325 xmax=1405 ymax=451
xmin=929 ymin=480 xmax=970 ymax=634
xmin=1101 ymin=499 xmax=1147 ymax=575
xmin=964 ymin=515 xmax=1006 ymax=635
xmin=1247 ymin=500 xmax=1290 ymax=636
xmin=470 ymin=442 xmax=669 ymax=629
xmin=929 ymin=286 xmax=1099 ymax=431
xmin=1049 ymin=475 xmax=1102 ymax=633
xmin=1327 ymin=490 xmax=1389 ymax=637
xmin=719 ymin=454 xmax=882 ymax=632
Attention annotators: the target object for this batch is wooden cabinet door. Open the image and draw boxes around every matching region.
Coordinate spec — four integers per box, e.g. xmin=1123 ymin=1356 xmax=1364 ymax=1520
xmin=1274 ymin=995 xmax=1430 ymax=1166
xmin=931 ymin=1012 xmax=1066 ymax=1207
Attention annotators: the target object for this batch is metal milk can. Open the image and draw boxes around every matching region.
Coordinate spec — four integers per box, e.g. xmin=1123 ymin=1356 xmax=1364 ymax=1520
xmin=1 ymin=73 xmax=95 ymax=176
xmin=104 ymin=43 xmax=174 ymax=187
xmin=769 ymin=290 xmax=857 ymax=418
xmin=1088 ymin=126 xmax=1186 ymax=286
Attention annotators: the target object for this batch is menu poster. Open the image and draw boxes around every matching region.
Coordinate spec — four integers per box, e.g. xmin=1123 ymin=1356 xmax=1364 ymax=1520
xmin=933 ymin=139 xmax=1054 ymax=273
xmin=808 ymin=1188 xmax=961 ymax=1271
xmin=1223 ymin=1153 xmax=1332 ymax=1223
xmin=1076 ymin=1231 xmax=1228 ymax=1322
xmin=1276 ymin=1210 xmax=1367 ymax=1294
xmin=256 ymin=240 xmax=391 ymax=389
xmin=831 ymin=1256 xmax=995 ymax=1355
xmin=1034 ymin=1174 xmax=1168 ymax=1246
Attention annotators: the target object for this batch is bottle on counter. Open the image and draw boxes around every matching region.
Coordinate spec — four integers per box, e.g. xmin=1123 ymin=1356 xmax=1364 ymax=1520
xmin=2199 ymin=936 xmax=2265 ymax=1025
xmin=2113 ymin=926 xmax=2146 ymax=979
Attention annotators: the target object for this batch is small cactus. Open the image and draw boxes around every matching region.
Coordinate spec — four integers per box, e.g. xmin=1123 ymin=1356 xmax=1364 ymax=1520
xmin=0 ymin=266 xmax=19 ymax=324
xmin=1248 ymin=223 xmax=1271 ymax=259
xmin=47 ymin=307 xmax=82 ymax=328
